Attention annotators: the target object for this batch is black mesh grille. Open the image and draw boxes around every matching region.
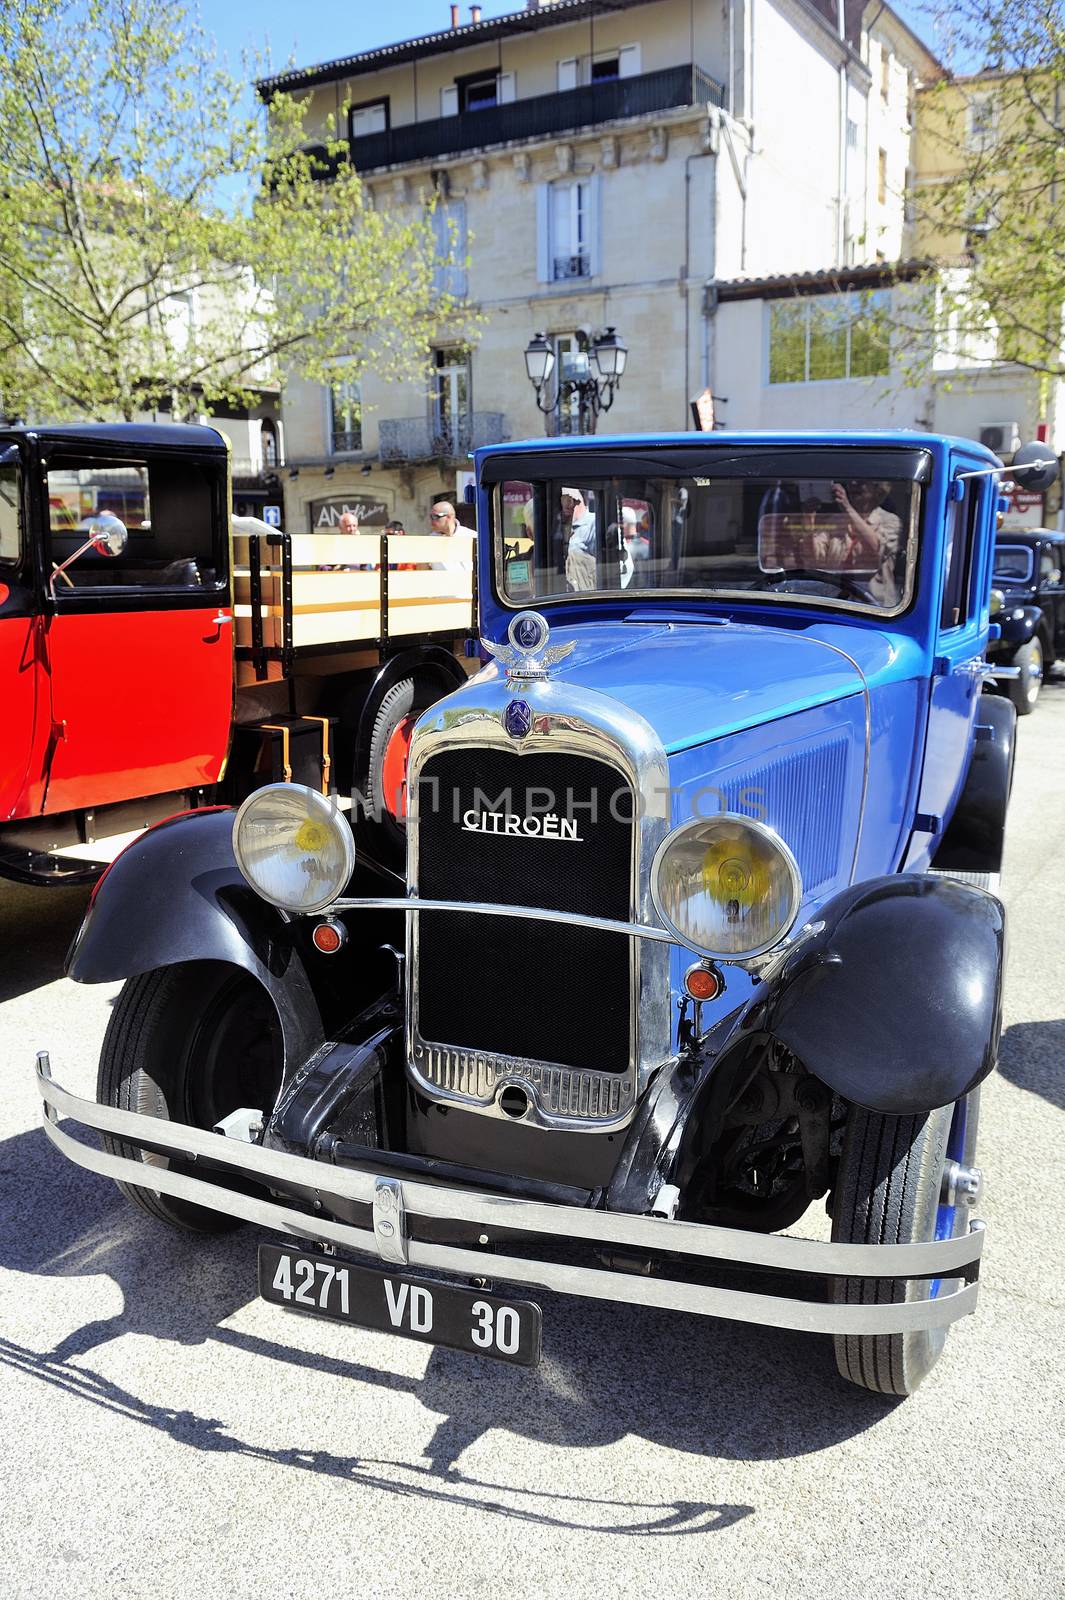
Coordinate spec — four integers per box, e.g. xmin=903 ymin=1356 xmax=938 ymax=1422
xmin=415 ymin=746 xmax=633 ymax=1073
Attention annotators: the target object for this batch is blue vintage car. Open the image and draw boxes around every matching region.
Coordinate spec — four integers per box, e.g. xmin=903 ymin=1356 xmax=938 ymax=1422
xmin=37 ymin=430 xmax=1057 ymax=1396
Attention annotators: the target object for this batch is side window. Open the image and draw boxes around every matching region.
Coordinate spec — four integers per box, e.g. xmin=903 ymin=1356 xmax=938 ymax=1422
xmin=1039 ymin=548 xmax=1062 ymax=586
xmin=940 ymin=481 xmax=980 ymax=629
xmin=0 ymin=463 xmax=21 ymax=564
xmin=46 ymin=456 xmax=221 ymax=591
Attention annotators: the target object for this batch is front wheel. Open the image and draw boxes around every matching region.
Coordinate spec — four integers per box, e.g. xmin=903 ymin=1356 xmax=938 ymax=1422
xmin=830 ymin=1091 xmax=980 ymax=1396
xmin=98 ymin=961 xmax=284 ymax=1233
xmin=1008 ymin=637 xmax=1043 ymax=714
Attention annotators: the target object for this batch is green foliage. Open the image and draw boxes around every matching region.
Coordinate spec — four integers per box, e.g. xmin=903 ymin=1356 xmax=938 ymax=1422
xmin=0 ymin=0 xmax=467 ymax=421
xmin=904 ymin=0 xmax=1065 ymax=386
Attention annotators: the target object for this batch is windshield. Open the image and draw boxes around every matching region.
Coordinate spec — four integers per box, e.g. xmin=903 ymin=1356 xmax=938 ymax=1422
xmin=495 ymin=464 xmax=920 ymax=615
xmin=992 ymin=545 xmax=1033 ymax=584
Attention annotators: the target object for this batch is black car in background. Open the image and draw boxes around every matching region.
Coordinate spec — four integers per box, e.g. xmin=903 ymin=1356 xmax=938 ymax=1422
xmin=987 ymin=529 xmax=1065 ymax=712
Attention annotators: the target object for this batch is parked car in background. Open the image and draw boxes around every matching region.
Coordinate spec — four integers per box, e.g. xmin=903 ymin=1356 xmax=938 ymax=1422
xmin=986 ymin=529 xmax=1065 ymax=713
xmin=37 ymin=430 xmax=1058 ymax=1400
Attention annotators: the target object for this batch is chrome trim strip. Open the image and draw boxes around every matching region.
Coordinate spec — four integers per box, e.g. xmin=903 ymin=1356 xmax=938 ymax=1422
xmin=330 ymin=895 xmax=675 ymax=943
xmin=38 ymin=1070 xmax=984 ymax=1280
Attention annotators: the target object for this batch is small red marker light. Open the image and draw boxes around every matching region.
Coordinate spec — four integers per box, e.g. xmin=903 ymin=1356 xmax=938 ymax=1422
xmin=684 ymin=963 xmax=722 ymax=1002
xmin=312 ymin=920 xmax=345 ymax=954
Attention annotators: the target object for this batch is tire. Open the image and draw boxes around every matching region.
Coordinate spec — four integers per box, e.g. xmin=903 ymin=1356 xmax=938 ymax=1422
xmin=364 ymin=676 xmax=441 ymax=858
xmin=98 ymin=961 xmax=283 ymax=1233
xmin=1008 ymin=637 xmax=1042 ymax=715
xmin=830 ymin=1090 xmax=980 ymax=1396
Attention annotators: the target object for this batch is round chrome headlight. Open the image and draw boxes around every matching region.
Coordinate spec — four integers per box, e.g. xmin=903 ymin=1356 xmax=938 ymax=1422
xmin=232 ymin=783 xmax=355 ymax=914
xmin=650 ymin=814 xmax=802 ymax=960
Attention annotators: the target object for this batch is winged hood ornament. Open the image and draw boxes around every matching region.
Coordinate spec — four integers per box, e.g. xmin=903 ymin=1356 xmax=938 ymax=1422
xmin=482 ymin=611 xmax=576 ymax=682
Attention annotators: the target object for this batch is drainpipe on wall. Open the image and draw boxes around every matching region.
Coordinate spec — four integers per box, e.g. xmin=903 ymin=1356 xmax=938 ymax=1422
xmin=836 ymin=1 xmax=847 ymax=265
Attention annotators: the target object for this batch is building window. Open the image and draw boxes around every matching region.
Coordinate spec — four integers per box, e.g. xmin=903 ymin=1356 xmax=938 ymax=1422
xmin=767 ymin=292 xmax=890 ymax=385
xmin=432 ymin=200 xmax=467 ymax=297
xmin=878 ymin=148 xmax=888 ymax=205
xmin=349 ymin=100 xmax=388 ymax=140
xmin=537 ymin=178 xmax=600 ymax=282
xmin=330 ymin=376 xmax=362 ymax=453
xmin=880 ymin=47 xmax=891 ymax=101
xmin=431 ymin=347 xmax=471 ymax=453
xmin=463 ymin=74 xmax=498 ymax=112
xmin=968 ymin=94 xmax=997 ymax=148
xmin=260 ymin=419 xmax=279 ymax=470
xmin=846 ymin=118 xmax=859 ymax=150
xmin=444 ymin=72 xmax=515 ymax=115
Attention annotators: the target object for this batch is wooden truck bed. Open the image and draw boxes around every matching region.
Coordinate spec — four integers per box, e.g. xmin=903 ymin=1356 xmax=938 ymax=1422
xmin=233 ymin=531 xmax=477 ymax=685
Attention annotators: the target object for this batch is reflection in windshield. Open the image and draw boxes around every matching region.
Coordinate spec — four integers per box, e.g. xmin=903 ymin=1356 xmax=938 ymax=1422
xmin=497 ymin=468 xmax=919 ymax=614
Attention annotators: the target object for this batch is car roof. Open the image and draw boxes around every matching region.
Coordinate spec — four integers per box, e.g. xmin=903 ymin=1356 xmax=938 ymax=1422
xmin=995 ymin=528 xmax=1065 ymax=546
xmin=0 ymin=422 xmax=228 ymax=453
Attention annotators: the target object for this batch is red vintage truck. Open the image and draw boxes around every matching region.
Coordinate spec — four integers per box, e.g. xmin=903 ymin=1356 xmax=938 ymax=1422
xmin=0 ymin=422 xmax=477 ymax=884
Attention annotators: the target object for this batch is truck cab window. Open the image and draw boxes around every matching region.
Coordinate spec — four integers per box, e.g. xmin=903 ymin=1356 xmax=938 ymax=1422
xmin=46 ymin=457 xmax=221 ymax=590
xmin=0 ymin=465 xmax=20 ymax=564
xmin=940 ymin=482 xmax=979 ymax=629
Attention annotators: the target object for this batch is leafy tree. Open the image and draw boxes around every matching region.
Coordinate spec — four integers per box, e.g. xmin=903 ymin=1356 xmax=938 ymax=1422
xmin=896 ymin=0 xmax=1065 ymax=388
xmin=0 ymin=0 xmax=465 ymax=421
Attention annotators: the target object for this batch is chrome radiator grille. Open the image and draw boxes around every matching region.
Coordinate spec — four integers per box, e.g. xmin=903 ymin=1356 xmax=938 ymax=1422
xmin=413 ymin=746 xmax=634 ymax=1076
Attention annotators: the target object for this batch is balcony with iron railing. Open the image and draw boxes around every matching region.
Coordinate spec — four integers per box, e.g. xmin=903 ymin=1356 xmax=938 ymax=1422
xmin=326 ymin=64 xmax=725 ymax=176
xmin=378 ymin=412 xmax=509 ymax=464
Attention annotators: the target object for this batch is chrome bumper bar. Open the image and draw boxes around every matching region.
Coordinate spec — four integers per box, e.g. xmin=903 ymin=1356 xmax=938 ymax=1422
xmin=36 ymin=1057 xmax=984 ymax=1338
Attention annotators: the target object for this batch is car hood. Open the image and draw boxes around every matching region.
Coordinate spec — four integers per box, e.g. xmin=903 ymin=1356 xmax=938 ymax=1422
xmin=533 ymin=618 xmax=870 ymax=754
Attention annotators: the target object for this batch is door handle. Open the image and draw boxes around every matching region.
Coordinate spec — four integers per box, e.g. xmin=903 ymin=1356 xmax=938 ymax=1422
xmin=211 ymin=612 xmax=232 ymax=626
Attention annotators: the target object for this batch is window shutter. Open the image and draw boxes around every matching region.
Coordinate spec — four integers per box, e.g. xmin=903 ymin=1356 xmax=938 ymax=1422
xmin=536 ymin=184 xmax=553 ymax=282
xmin=587 ymin=174 xmax=603 ymax=277
xmin=557 ymin=57 xmax=578 ymax=91
xmin=618 ymin=44 xmax=641 ymax=78
xmin=498 ymin=71 xmax=516 ymax=103
xmin=440 ymin=85 xmax=458 ymax=117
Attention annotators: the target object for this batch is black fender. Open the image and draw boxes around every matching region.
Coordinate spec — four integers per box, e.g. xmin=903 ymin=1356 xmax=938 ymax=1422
xmin=66 ymin=808 xmax=324 ymax=1074
xmin=991 ymin=603 xmax=1043 ymax=652
xmin=933 ymin=694 xmax=1016 ymax=873
xmin=353 ymin=645 xmax=468 ymax=797
xmin=753 ymin=874 xmax=1006 ymax=1115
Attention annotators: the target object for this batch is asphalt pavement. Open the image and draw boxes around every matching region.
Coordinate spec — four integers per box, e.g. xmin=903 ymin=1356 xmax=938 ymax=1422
xmin=1 ymin=686 xmax=1063 ymax=1600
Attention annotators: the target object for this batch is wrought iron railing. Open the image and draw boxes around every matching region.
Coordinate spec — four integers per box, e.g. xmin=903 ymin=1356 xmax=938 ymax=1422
xmin=378 ymin=412 xmax=508 ymax=463
xmin=346 ymin=64 xmax=725 ymax=173
xmin=331 ymin=429 xmax=364 ymax=454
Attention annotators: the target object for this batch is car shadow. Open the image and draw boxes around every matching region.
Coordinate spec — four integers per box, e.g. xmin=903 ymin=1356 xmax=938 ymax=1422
xmin=997 ymin=1019 xmax=1065 ymax=1111
xmin=0 ymin=879 xmax=91 ymax=1003
xmin=4 ymin=1118 xmax=896 ymax=1531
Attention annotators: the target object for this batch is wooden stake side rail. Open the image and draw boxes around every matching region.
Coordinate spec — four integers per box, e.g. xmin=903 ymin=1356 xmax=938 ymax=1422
xmin=233 ymin=531 xmax=477 ymax=681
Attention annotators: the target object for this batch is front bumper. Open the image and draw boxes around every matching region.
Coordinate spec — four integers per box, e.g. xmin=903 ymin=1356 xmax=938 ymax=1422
xmin=36 ymin=1057 xmax=984 ymax=1338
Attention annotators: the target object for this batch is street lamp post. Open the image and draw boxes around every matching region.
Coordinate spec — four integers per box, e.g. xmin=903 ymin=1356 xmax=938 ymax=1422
xmin=524 ymin=326 xmax=627 ymax=434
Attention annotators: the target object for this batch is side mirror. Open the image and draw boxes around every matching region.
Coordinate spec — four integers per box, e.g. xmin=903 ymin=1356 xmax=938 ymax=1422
xmin=50 ymin=511 xmax=129 ymax=595
xmin=1010 ymin=442 xmax=1059 ymax=492
xmin=87 ymin=511 xmax=129 ymax=557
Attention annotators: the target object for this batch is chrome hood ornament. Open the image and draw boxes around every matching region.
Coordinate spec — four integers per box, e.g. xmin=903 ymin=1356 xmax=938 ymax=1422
xmin=481 ymin=610 xmax=576 ymax=683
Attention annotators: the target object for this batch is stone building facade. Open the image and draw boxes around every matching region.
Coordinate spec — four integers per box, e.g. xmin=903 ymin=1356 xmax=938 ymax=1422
xmin=261 ymin=0 xmax=940 ymax=536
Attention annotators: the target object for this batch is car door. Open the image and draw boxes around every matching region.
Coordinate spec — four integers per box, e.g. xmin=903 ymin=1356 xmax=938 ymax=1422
xmin=0 ymin=439 xmax=50 ymax=820
xmin=912 ymin=464 xmax=990 ymax=860
xmin=38 ymin=442 xmax=234 ymax=814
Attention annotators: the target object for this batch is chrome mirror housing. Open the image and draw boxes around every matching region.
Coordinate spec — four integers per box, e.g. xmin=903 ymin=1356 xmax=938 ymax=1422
xmin=87 ymin=511 xmax=129 ymax=557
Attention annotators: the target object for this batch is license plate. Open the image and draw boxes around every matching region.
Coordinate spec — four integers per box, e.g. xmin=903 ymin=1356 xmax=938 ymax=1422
xmin=258 ymin=1244 xmax=542 ymax=1368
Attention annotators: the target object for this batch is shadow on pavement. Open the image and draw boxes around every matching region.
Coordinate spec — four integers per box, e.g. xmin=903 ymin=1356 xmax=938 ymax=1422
xmin=3 ymin=1118 xmax=896 ymax=1529
xmin=997 ymin=1019 xmax=1065 ymax=1111
xmin=0 ymin=879 xmax=91 ymax=1003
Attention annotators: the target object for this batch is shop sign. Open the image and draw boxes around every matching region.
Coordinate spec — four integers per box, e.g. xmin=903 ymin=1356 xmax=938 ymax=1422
xmin=308 ymin=495 xmax=390 ymax=530
xmin=1000 ymin=485 xmax=1045 ymax=530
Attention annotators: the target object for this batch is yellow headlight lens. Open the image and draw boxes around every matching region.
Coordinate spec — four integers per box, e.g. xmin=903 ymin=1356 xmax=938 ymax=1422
xmin=232 ymin=783 xmax=355 ymax=914
xmin=651 ymin=815 xmax=802 ymax=959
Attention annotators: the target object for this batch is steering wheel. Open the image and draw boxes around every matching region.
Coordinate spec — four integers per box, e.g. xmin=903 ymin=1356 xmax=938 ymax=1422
xmin=766 ymin=567 xmax=873 ymax=603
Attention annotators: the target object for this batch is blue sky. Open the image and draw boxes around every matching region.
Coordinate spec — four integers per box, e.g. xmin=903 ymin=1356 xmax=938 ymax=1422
xmin=194 ymin=0 xmax=948 ymax=84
